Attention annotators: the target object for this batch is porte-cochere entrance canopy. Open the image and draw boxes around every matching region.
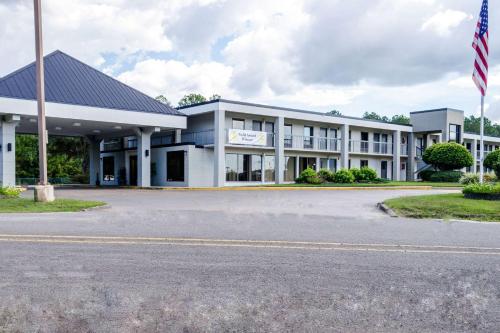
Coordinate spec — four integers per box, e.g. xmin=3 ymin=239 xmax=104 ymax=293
xmin=0 ymin=50 xmax=186 ymax=187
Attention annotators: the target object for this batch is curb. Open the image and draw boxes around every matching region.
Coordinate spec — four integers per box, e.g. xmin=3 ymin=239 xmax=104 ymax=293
xmin=377 ymin=203 xmax=398 ymax=217
xmin=82 ymin=204 xmax=111 ymax=212
xmin=122 ymin=186 xmax=435 ymax=192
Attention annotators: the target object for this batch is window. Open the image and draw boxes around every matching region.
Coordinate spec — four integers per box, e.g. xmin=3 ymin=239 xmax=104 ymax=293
xmin=361 ymin=132 xmax=369 ymax=153
xmin=381 ymin=134 xmax=388 ymax=154
xmin=251 ymin=155 xmax=262 ymax=181
xmin=449 ymin=124 xmax=461 ymax=143
xmin=284 ymin=156 xmax=296 ymax=182
xmin=320 ymin=158 xmax=328 ymax=169
xmin=319 ymin=158 xmax=336 ymax=172
xmin=329 ymin=159 xmax=337 ymax=172
xmin=285 ymin=124 xmax=293 ymax=148
xmin=232 ymin=119 xmax=245 ymax=130
xmin=361 ymin=160 xmax=369 ymax=168
xmin=373 ymin=133 xmax=380 ymax=153
xmin=265 ymin=122 xmax=274 ymax=133
xmin=103 ymin=156 xmax=115 ymax=181
xmin=264 ymin=155 xmax=275 ymax=182
xmin=304 ymin=126 xmax=314 ymax=148
xmin=265 ymin=122 xmax=274 ymax=147
xmin=252 ymin=120 xmax=262 ymax=131
xmin=330 ymin=128 xmax=338 ymax=151
xmin=226 ymin=154 xmax=238 ymax=181
xmin=167 ymin=150 xmax=185 ymax=182
xmin=225 ymin=154 xmax=262 ymax=182
xmin=319 ymin=128 xmax=328 ymax=150
xmin=299 ymin=157 xmax=316 ymax=172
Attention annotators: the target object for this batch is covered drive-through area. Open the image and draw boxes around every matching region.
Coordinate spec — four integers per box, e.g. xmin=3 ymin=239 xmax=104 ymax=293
xmin=0 ymin=50 xmax=186 ymax=187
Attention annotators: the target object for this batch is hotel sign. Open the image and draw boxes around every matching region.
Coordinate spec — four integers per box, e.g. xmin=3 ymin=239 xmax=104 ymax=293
xmin=228 ymin=129 xmax=267 ymax=146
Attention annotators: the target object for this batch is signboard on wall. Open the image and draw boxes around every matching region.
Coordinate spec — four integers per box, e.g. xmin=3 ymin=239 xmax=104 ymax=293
xmin=228 ymin=129 xmax=267 ymax=146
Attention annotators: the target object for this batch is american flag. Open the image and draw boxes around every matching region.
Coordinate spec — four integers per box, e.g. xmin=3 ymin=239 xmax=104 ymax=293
xmin=472 ymin=0 xmax=489 ymax=96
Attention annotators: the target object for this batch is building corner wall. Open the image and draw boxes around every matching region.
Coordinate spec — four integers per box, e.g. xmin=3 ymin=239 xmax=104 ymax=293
xmin=214 ymin=108 xmax=225 ymax=187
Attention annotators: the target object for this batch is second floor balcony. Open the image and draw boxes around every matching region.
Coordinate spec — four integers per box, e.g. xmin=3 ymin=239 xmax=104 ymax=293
xmin=284 ymin=135 xmax=341 ymax=152
xmin=349 ymin=140 xmax=393 ymax=155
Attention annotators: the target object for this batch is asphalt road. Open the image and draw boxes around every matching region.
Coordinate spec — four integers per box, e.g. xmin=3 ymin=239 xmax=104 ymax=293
xmin=1 ymin=188 xmax=499 ymax=332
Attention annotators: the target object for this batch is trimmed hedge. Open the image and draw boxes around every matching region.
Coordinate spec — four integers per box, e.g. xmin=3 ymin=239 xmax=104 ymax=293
xmin=332 ymin=169 xmax=355 ymax=183
xmin=423 ymin=142 xmax=473 ymax=171
xmin=429 ymin=171 xmax=463 ymax=183
xmin=418 ymin=169 xmax=435 ymax=181
xmin=484 ymin=149 xmax=500 ymax=178
xmin=317 ymin=169 xmax=334 ymax=183
xmin=296 ymin=168 xmax=322 ymax=184
xmin=351 ymin=167 xmax=378 ymax=182
xmin=463 ymin=183 xmax=500 ymax=200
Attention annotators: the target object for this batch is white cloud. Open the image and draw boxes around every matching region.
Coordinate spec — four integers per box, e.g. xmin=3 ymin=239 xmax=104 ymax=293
xmin=421 ymin=9 xmax=472 ymax=36
xmin=118 ymin=59 xmax=235 ymax=104
xmin=1 ymin=0 xmax=500 ymax=123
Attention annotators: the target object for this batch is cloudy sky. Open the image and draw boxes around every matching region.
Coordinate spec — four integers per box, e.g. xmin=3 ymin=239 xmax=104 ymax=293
xmin=1 ymin=0 xmax=499 ymax=122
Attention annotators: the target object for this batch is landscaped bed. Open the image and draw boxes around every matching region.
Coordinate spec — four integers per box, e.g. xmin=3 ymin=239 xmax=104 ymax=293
xmin=0 ymin=198 xmax=106 ymax=213
xmin=384 ymin=193 xmax=500 ymax=222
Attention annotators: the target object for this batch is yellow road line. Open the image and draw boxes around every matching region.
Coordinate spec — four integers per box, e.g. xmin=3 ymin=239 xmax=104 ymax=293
xmin=0 ymin=234 xmax=498 ymax=256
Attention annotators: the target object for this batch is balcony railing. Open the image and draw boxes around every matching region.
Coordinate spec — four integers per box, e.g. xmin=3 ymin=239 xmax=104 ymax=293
xmin=400 ymin=144 xmax=408 ymax=156
xmin=349 ymin=140 xmax=393 ymax=155
xmin=181 ymin=130 xmax=214 ymax=146
xmin=477 ymin=150 xmax=492 ymax=160
xmin=284 ymin=135 xmax=341 ymax=152
xmin=225 ymin=129 xmax=274 ymax=147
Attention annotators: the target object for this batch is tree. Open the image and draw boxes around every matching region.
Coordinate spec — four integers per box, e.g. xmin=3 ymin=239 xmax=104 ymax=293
xmin=390 ymin=114 xmax=411 ymax=125
xmin=155 ymin=95 xmax=172 ymax=107
xmin=178 ymin=93 xmax=207 ymax=107
xmin=423 ymin=142 xmax=473 ymax=171
xmin=362 ymin=111 xmax=389 ymax=123
xmin=209 ymin=94 xmax=221 ymax=101
xmin=16 ymin=134 xmax=88 ymax=181
xmin=326 ymin=110 xmax=342 ymax=116
xmin=483 ymin=149 xmax=500 ymax=178
xmin=464 ymin=115 xmax=500 ymax=137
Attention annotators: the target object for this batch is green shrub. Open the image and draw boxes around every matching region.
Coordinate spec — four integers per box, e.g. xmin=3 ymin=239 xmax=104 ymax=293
xmin=429 ymin=171 xmax=463 ymax=182
xmin=460 ymin=173 xmax=497 ymax=185
xmin=484 ymin=173 xmax=497 ymax=183
xmin=418 ymin=169 xmax=436 ymax=181
xmin=332 ymin=169 xmax=355 ymax=183
xmin=422 ymin=145 xmax=437 ymax=165
xmin=423 ymin=142 xmax=473 ymax=171
xmin=463 ymin=183 xmax=500 ymax=195
xmin=359 ymin=167 xmax=378 ymax=181
xmin=483 ymin=149 xmax=500 ymax=178
xmin=459 ymin=173 xmax=480 ymax=185
xmin=0 ymin=187 xmax=22 ymax=198
xmin=296 ymin=168 xmax=323 ymax=184
xmin=317 ymin=169 xmax=334 ymax=183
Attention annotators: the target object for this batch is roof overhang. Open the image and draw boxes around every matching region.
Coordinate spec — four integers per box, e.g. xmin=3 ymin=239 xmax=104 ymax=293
xmin=0 ymin=97 xmax=186 ymax=137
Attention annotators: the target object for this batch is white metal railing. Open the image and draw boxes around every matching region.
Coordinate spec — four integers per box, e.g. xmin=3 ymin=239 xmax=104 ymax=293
xmin=400 ymin=144 xmax=408 ymax=156
xmin=349 ymin=140 xmax=393 ymax=155
xmin=284 ymin=135 xmax=341 ymax=152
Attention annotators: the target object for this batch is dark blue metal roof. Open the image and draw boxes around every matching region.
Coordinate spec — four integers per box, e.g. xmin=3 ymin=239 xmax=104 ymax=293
xmin=0 ymin=50 xmax=183 ymax=116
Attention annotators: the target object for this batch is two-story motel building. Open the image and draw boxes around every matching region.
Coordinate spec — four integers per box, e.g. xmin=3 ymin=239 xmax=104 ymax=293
xmin=1 ymin=51 xmax=499 ymax=188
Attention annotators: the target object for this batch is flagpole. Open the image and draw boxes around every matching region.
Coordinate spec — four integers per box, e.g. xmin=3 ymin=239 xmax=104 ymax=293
xmin=479 ymin=95 xmax=485 ymax=183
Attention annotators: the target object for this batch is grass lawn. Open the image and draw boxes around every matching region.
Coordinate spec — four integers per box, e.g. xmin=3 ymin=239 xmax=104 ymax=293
xmin=384 ymin=193 xmax=500 ymax=222
xmin=0 ymin=198 xmax=106 ymax=213
xmin=263 ymin=181 xmax=463 ymax=188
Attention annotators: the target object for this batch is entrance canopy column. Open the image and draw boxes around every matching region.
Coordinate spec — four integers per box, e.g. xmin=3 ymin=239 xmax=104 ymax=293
xmin=134 ymin=127 xmax=158 ymax=187
xmin=86 ymin=135 xmax=101 ymax=186
xmin=0 ymin=115 xmax=20 ymax=187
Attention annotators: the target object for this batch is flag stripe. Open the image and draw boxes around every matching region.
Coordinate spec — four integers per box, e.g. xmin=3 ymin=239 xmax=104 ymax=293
xmin=472 ymin=0 xmax=488 ymax=97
